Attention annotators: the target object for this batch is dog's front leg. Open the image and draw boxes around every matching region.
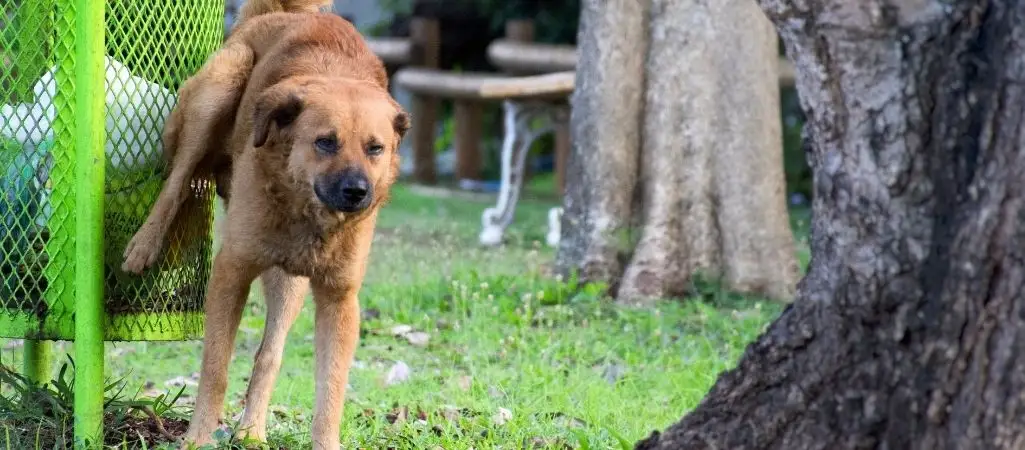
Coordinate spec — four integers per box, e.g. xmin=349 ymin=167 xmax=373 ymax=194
xmin=237 ymin=267 xmax=309 ymax=443
xmin=181 ymin=248 xmax=263 ymax=448
xmin=310 ymin=282 xmax=361 ymax=450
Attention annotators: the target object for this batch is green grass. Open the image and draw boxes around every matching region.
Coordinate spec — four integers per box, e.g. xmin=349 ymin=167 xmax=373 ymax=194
xmin=0 ymin=177 xmax=806 ymax=449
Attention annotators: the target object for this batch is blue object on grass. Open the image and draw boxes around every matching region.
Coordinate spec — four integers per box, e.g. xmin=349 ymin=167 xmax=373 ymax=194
xmin=0 ymin=138 xmax=51 ymax=303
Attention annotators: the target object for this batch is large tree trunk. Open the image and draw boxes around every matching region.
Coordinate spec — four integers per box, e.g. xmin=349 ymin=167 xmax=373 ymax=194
xmin=556 ymin=0 xmax=648 ymax=284
xmin=558 ymin=0 xmax=797 ymax=302
xmin=635 ymin=1 xmax=1025 ymax=449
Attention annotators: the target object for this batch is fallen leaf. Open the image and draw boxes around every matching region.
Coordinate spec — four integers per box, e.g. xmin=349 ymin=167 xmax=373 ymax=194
xmin=439 ymin=405 xmax=461 ymax=421
xmin=384 ymin=361 xmax=411 ymax=386
xmin=270 ymin=405 xmax=293 ymax=420
xmin=404 ymin=331 xmax=430 ymax=347
xmin=528 ymin=437 xmax=571 ymax=449
xmin=457 ymin=375 xmax=472 ymax=391
xmin=386 ymin=405 xmax=409 ymax=424
xmin=543 ymin=411 xmax=588 ymax=429
xmin=492 ymin=407 xmax=513 ymax=426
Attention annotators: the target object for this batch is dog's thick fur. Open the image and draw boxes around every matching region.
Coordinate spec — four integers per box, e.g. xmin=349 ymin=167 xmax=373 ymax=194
xmin=120 ymin=1 xmax=408 ymax=448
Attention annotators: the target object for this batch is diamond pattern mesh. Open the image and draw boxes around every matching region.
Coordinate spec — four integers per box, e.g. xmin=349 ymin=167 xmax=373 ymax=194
xmin=0 ymin=0 xmax=224 ymax=341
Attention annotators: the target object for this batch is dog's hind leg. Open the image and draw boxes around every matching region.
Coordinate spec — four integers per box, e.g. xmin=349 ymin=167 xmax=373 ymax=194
xmin=236 ymin=267 xmax=309 ymax=443
xmin=181 ymin=247 xmax=264 ymax=448
xmin=122 ymin=42 xmax=254 ymax=274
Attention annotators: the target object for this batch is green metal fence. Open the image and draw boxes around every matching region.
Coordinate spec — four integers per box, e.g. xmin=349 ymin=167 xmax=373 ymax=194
xmin=0 ymin=0 xmax=224 ymax=445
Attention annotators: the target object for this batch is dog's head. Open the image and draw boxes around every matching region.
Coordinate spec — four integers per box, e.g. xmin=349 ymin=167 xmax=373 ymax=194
xmin=251 ymin=76 xmax=409 ymax=218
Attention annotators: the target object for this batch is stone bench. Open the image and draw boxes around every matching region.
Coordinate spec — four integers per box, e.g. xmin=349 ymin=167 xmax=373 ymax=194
xmin=393 ymin=67 xmax=573 ymax=247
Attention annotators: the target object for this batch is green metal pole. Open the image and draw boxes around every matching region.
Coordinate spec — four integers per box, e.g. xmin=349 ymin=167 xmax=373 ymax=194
xmin=18 ymin=0 xmax=58 ymax=379
xmin=72 ymin=0 xmax=106 ymax=446
xmin=22 ymin=339 xmax=53 ymax=384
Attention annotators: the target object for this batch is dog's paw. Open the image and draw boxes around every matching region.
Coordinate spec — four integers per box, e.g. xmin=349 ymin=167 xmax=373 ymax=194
xmin=234 ymin=426 xmax=268 ymax=447
xmin=176 ymin=435 xmax=210 ymax=450
xmin=121 ymin=230 xmax=163 ymax=274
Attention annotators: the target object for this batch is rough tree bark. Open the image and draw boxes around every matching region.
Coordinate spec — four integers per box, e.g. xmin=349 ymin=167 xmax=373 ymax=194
xmin=558 ymin=0 xmax=798 ymax=303
xmin=557 ymin=0 xmax=648 ymax=284
xmin=635 ymin=1 xmax=1025 ymax=449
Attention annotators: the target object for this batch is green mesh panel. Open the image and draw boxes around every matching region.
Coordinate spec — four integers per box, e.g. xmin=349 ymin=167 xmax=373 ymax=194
xmin=0 ymin=0 xmax=224 ymax=341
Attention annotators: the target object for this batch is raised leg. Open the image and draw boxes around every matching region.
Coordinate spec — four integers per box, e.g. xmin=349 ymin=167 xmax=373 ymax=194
xmin=236 ymin=267 xmax=309 ymax=443
xmin=309 ymin=283 xmax=361 ymax=450
xmin=479 ymin=100 xmax=561 ymax=246
xmin=122 ymin=42 xmax=254 ymax=274
xmin=181 ymin=249 xmax=263 ymax=448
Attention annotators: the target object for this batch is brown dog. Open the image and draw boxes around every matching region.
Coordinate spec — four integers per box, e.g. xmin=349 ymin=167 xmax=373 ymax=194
xmin=120 ymin=1 xmax=408 ymax=448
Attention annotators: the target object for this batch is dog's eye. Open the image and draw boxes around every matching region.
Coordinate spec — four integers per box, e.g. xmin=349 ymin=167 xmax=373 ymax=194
xmin=366 ymin=144 xmax=385 ymax=156
xmin=315 ymin=137 xmax=338 ymax=154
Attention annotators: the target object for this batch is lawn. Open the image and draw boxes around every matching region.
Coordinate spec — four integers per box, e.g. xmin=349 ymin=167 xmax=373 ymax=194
xmin=0 ymin=176 xmax=806 ymax=449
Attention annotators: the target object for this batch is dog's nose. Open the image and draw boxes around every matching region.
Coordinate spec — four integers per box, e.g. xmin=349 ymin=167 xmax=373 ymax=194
xmin=315 ymin=170 xmax=373 ymax=213
xmin=340 ymin=177 xmax=369 ymax=204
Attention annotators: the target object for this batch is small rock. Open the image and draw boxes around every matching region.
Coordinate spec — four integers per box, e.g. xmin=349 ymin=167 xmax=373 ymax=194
xmin=602 ymin=364 xmax=626 ymax=385
xmin=165 ymin=376 xmax=199 ymax=388
xmin=492 ymin=407 xmax=512 ymax=426
xmin=391 ymin=324 xmax=414 ymax=336
xmin=384 ymin=361 xmax=411 ymax=386
xmin=404 ymin=331 xmax=430 ymax=347
xmin=487 ymin=385 xmax=505 ymax=399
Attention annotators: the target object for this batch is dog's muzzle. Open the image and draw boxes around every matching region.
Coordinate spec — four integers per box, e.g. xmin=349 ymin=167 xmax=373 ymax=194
xmin=314 ymin=168 xmax=373 ymax=213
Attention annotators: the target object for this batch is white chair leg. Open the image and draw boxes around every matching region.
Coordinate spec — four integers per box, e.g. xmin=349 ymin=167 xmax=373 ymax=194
xmin=480 ymin=101 xmax=521 ymax=246
xmin=479 ymin=100 xmax=556 ymax=247
xmin=546 ymin=207 xmax=562 ymax=247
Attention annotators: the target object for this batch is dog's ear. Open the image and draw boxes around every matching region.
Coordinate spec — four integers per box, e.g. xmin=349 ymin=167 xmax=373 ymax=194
xmin=393 ymin=110 xmax=411 ymax=139
xmin=390 ymin=98 xmax=411 ymax=139
xmin=252 ymin=85 xmax=304 ymax=148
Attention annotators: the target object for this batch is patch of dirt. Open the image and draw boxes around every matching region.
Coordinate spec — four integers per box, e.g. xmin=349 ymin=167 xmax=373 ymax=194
xmin=4 ymin=412 xmax=188 ymax=449
xmin=105 ymin=413 xmax=189 ymax=448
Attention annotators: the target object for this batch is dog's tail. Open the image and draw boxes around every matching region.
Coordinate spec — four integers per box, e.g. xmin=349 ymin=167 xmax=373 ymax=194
xmin=235 ymin=0 xmax=332 ymax=27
